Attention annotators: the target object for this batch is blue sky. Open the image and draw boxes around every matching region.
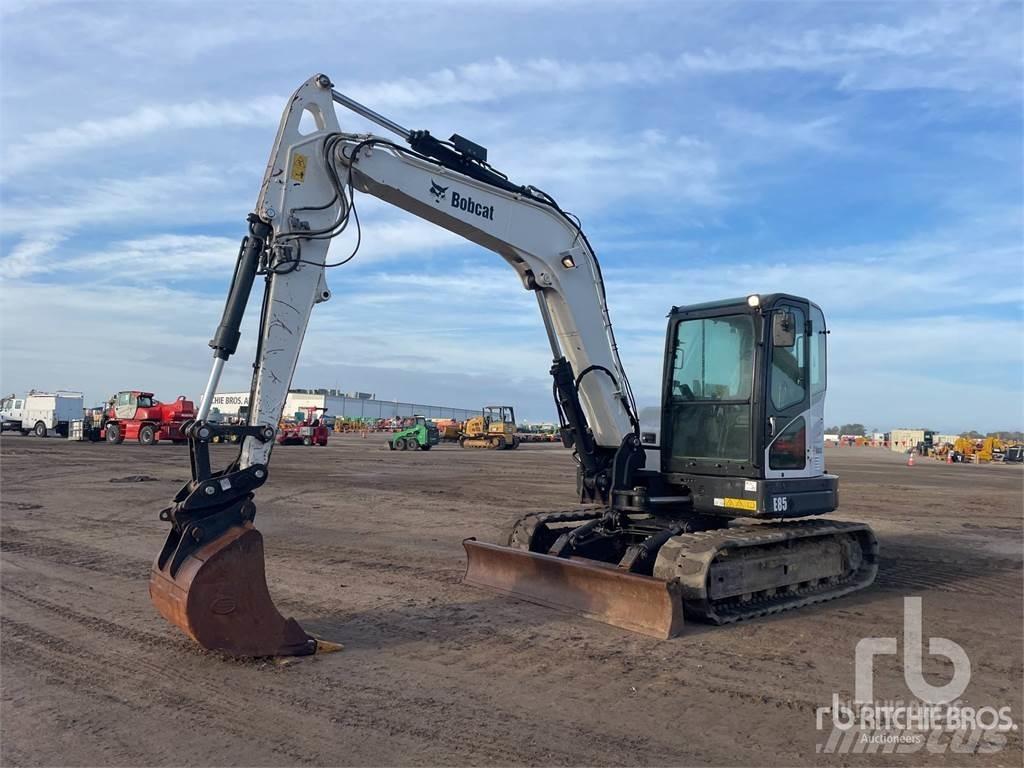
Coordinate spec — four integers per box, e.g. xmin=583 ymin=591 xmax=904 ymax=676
xmin=1 ymin=0 xmax=1021 ymax=432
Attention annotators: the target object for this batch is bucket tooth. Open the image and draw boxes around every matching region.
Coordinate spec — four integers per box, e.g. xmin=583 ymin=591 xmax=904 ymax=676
xmin=149 ymin=523 xmax=318 ymax=657
xmin=463 ymin=538 xmax=684 ymax=639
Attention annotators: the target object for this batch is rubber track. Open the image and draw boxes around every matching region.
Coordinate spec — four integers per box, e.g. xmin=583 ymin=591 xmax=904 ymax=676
xmin=655 ymin=519 xmax=879 ymax=625
xmin=506 ymin=509 xmax=604 ymax=549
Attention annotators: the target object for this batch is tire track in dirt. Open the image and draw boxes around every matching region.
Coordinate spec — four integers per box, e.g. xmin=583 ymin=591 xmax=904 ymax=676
xmin=1 ymin=520 xmax=462 ymax=587
xmin=2 ymin=603 xmax=683 ymax=766
xmin=2 ymin=586 xmax=185 ymax=650
xmin=2 ymin=583 xmax=686 ymax=763
xmin=293 ymin=591 xmax=832 ymax=722
xmin=874 ymin=552 xmax=1019 ymax=597
xmin=1 ymin=529 xmax=151 ymax=580
xmin=2 ymin=618 xmax=321 ymax=765
xmin=10 ymin=574 xmax=717 ymax=766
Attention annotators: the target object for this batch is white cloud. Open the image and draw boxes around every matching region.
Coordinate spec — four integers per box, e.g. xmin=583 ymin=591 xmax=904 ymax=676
xmin=715 ymin=108 xmax=842 ymax=154
xmin=0 ymin=233 xmax=66 ymax=278
xmin=0 ymin=279 xmax=224 ymax=405
xmin=0 ymin=215 xmax=469 ymax=291
xmin=2 ymin=98 xmax=283 ymax=175
xmin=0 ymin=54 xmax=687 ymax=177
xmin=0 ymin=167 xmax=237 ymax=235
xmin=345 ymin=54 xmax=670 ymax=112
xmin=493 ymin=130 xmax=726 ymax=211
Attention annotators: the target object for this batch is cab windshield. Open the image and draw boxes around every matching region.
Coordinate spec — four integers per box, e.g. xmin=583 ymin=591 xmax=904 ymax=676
xmin=666 ymin=314 xmax=755 ymax=462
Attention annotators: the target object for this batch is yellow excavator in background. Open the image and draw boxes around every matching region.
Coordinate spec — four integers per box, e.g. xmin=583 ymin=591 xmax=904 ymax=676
xmin=976 ymin=437 xmax=1006 ymax=463
xmin=460 ymin=405 xmax=520 ymax=450
xmin=952 ymin=436 xmax=976 ymax=461
xmin=950 ymin=436 xmax=1007 ymax=463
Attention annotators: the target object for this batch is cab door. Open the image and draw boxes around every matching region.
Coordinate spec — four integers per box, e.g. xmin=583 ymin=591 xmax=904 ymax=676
xmin=1 ymin=398 xmax=23 ymax=423
xmin=114 ymin=391 xmax=138 ymax=420
xmin=763 ymin=299 xmax=814 ymax=480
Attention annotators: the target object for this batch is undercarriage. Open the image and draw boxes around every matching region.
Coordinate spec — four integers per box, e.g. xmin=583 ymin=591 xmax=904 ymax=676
xmin=464 ymin=508 xmax=878 ymax=637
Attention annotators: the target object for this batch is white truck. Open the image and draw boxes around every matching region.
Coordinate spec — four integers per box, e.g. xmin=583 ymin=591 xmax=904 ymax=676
xmin=0 ymin=391 xmax=84 ymax=437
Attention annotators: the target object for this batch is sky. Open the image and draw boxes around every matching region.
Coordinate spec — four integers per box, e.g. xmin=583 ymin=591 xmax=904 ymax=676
xmin=0 ymin=0 xmax=1021 ymax=433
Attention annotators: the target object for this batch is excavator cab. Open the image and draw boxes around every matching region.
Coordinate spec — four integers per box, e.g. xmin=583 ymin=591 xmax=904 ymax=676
xmin=659 ymin=293 xmax=837 ymax=519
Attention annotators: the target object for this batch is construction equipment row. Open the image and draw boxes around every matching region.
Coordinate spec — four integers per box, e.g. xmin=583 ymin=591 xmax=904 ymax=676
xmin=1 ymin=390 xmax=195 ymax=445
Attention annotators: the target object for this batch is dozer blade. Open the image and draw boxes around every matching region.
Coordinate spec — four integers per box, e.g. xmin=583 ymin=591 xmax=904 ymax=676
xmin=149 ymin=523 xmax=319 ymax=657
xmin=462 ymin=539 xmax=684 ymax=639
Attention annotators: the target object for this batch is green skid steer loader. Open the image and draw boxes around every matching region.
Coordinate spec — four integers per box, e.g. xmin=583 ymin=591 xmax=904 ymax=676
xmin=389 ymin=416 xmax=440 ymax=451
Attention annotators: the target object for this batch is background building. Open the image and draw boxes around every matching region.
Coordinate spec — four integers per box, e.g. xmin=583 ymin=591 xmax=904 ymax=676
xmin=890 ymin=428 xmax=925 ymax=451
xmin=210 ymin=390 xmax=479 ymax=423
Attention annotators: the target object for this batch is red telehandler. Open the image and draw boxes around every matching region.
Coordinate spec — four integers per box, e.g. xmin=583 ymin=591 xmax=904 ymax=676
xmin=276 ymin=407 xmax=330 ymax=446
xmin=102 ymin=390 xmax=196 ymax=445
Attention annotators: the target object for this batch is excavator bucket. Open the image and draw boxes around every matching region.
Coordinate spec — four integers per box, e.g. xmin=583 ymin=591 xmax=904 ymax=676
xmin=462 ymin=539 xmax=685 ymax=639
xmin=149 ymin=523 xmax=323 ymax=657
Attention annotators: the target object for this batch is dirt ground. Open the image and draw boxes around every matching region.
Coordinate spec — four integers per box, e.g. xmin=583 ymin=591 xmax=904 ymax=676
xmin=1 ymin=435 xmax=1021 ymax=767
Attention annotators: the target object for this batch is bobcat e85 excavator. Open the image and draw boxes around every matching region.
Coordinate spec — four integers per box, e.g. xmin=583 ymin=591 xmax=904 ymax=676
xmin=149 ymin=74 xmax=878 ymax=656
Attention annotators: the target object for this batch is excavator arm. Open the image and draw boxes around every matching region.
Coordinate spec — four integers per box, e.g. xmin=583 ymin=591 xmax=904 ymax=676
xmin=150 ymin=74 xmax=647 ymax=655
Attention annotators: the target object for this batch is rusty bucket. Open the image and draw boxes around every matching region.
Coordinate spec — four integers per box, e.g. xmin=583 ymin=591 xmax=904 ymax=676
xmin=462 ymin=539 xmax=684 ymax=639
xmin=149 ymin=523 xmax=319 ymax=657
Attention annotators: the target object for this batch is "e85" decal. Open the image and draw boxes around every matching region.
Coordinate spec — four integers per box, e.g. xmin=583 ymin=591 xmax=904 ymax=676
xmin=772 ymin=496 xmax=789 ymax=513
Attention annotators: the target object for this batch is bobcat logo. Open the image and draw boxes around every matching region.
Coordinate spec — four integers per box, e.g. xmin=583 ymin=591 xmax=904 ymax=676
xmin=429 ymin=179 xmax=448 ymax=203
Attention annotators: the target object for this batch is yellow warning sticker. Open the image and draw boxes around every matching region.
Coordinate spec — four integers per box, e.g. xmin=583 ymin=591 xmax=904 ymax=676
xmin=291 ymin=153 xmax=307 ymax=182
xmin=714 ymin=497 xmax=758 ymax=511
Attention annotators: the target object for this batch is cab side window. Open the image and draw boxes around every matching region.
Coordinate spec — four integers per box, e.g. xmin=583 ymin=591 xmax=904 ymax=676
xmin=770 ymin=306 xmax=807 ymax=410
xmin=810 ymin=306 xmax=827 ymax=396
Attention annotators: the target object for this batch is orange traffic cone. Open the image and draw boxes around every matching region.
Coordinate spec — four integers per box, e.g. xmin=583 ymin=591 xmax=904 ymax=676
xmin=907 ymin=452 xmax=915 ymax=467
xmin=946 ymin=452 xmax=952 ymax=464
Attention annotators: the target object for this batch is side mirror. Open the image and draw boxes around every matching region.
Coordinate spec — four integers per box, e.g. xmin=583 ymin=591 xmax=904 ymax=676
xmin=772 ymin=311 xmax=797 ymax=348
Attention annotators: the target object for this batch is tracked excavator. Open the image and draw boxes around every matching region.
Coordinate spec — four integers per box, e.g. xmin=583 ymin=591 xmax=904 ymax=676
xmin=149 ymin=74 xmax=878 ymax=656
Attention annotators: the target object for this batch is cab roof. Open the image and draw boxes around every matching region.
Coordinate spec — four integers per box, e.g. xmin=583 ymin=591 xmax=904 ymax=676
xmin=669 ymin=293 xmax=818 ymax=316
